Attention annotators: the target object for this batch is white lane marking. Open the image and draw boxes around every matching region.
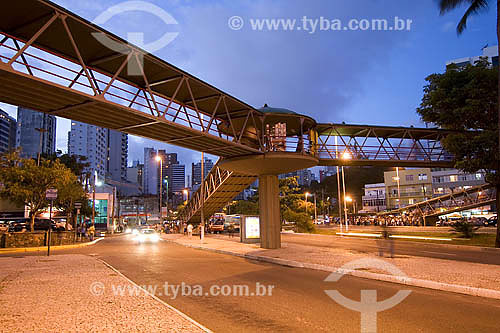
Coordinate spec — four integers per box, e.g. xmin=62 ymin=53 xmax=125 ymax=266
xmin=421 ymin=251 xmax=457 ymax=256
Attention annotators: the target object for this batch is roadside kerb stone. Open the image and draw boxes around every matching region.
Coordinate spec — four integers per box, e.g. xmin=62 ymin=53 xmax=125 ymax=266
xmin=163 ymin=234 xmax=500 ymax=300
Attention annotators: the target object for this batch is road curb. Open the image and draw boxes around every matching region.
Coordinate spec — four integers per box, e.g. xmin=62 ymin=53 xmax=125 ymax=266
xmin=288 ymin=232 xmax=500 ymax=252
xmin=167 ymin=238 xmax=500 ymax=300
xmin=0 ymin=237 xmax=104 ymax=254
xmin=98 ymin=258 xmax=212 ymax=333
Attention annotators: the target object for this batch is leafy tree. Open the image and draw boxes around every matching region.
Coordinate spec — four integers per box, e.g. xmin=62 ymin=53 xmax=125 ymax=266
xmin=417 ymin=59 xmax=500 ymax=247
xmin=282 ymin=208 xmax=314 ymax=233
xmin=0 ymin=151 xmax=69 ymax=231
xmin=55 ymin=169 xmax=86 ymax=230
xmin=42 ymin=150 xmax=90 ymax=178
xmin=438 ymin=0 xmax=500 ymax=247
xmin=225 ymin=200 xmax=259 ymax=215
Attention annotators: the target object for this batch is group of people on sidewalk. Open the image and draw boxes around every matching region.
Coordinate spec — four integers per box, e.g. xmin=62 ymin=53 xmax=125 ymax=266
xmin=76 ymin=224 xmax=95 ymax=241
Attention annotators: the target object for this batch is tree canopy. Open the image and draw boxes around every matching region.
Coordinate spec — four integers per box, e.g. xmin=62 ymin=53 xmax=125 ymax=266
xmin=417 ymin=58 xmax=500 ymax=247
xmin=0 ymin=151 xmax=89 ymax=231
xmin=417 ymin=60 xmax=499 ymax=183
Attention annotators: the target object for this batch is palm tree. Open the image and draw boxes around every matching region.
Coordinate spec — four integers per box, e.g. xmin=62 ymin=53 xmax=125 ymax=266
xmin=439 ymin=0 xmax=500 ymax=247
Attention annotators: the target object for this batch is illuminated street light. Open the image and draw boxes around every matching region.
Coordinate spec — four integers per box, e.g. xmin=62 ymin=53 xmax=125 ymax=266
xmin=345 ymin=196 xmax=352 ymax=202
xmin=305 ymin=192 xmax=310 ymax=214
xmin=156 ymin=154 xmax=163 ymax=221
xmin=342 ymin=151 xmax=352 ymax=160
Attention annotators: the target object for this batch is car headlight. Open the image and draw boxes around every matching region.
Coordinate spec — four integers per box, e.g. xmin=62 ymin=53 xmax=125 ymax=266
xmin=125 ymin=228 xmax=131 ymax=233
xmin=132 ymin=229 xmax=139 ymax=235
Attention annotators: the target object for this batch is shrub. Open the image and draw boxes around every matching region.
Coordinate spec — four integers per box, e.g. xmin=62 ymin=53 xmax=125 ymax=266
xmin=450 ymin=220 xmax=480 ymax=238
xmin=282 ymin=209 xmax=315 ymax=233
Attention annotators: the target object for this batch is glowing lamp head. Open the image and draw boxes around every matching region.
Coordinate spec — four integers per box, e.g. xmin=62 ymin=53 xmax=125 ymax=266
xmin=155 ymin=155 xmax=162 ymax=162
xmin=342 ymin=151 xmax=352 ymax=160
xmin=345 ymin=196 xmax=353 ymax=202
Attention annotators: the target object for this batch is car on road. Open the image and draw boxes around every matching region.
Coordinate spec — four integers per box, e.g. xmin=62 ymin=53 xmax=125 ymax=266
xmin=208 ymin=220 xmax=225 ymax=234
xmin=135 ymin=228 xmax=160 ymax=243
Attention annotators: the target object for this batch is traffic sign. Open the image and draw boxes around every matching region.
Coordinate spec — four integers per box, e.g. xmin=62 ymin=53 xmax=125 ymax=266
xmin=45 ymin=188 xmax=58 ymax=200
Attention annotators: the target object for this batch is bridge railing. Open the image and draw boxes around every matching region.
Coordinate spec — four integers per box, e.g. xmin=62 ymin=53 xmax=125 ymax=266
xmin=315 ymin=124 xmax=455 ymax=166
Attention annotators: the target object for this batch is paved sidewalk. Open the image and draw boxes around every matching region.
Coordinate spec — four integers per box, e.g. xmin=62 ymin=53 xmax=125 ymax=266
xmin=0 ymin=254 xmax=208 ymax=332
xmin=164 ymin=234 xmax=500 ymax=299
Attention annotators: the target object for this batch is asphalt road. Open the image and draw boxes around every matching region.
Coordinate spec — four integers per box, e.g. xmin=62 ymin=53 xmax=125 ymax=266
xmin=18 ymin=235 xmax=499 ymax=332
xmin=281 ymin=233 xmax=500 ymax=265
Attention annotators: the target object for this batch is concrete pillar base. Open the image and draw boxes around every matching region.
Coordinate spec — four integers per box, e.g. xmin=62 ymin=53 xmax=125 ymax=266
xmin=259 ymin=174 xmax=281 ymax=249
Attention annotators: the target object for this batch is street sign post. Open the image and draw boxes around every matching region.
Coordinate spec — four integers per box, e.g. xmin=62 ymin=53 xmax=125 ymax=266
xmin=45 ymin=189 xmax=57 ymax=256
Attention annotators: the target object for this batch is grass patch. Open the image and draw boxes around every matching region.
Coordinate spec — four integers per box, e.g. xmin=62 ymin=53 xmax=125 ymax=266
xmin=311 ymin=227 xmax=497 ymax=247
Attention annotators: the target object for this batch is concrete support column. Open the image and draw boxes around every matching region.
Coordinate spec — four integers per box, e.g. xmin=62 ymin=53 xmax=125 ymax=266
xmin=259 ymin=174 xmax=281 ymax=249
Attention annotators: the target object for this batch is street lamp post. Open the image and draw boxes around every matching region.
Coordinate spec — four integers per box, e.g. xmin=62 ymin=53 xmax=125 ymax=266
xmin=341 ymin=151 xmax=351 ymax=232
xmin=396 ymin=167 xmax=401 ymax=209
xmin=200 ymin=152 xmax=205 ymax=241
xmin=313 ymin=193 xmax=317 ymax=224
xmin=92 ymin=171 xmax=102 ymax=227
xmin=346 ymin=196 xmax=353 ymax=221
xmin=305 ymin=192 xmax=310 ymax=215
xmin=335 ymin=136 xmax=343 ymax=233
xmin=156 ymin=155 xmax=163 ymax=222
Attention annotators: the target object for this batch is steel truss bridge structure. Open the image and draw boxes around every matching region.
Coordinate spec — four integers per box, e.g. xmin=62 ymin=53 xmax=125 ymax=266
xmin=0 ymin=1 xmax=462 ymax=248
xmin=379 ymin=184 xmax=495 ymax=223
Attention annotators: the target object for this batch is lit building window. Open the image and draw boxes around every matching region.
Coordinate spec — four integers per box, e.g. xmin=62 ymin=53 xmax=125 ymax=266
xmin=450 ymin=175 xmax=458 ymax=182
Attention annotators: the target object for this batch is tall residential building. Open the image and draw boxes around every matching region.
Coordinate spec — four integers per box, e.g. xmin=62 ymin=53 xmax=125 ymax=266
xmin=447 ymin=45 xmax=498 ymax=67
xmin=0 ymin=109 xmax=17 ymax=154
xmin=191 ymin=158 xmax=214 ymax=188
xmin=68 ymin=122 xmax=128 ymax=182
xmin=106 ymin=129 xmax=128 ymax=181
xmin=127 ymin=160 xmax=143 ymax=186
xmin=157 ymin=150 xmax=178 ymax=194
xmin=143 ymin=147 xmax=158 ymax=195
xmin=68 ymin=122 xmax=108 ymax=180
xmin=16 ymin=107 xmax=56 ymax=159
xmin=167 ymin=163 xmax=186 ymax=193
xmin=297 ymin=168 xmax=315 ymax=186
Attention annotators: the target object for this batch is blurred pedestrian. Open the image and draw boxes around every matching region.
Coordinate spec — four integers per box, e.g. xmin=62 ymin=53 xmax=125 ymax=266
xmin=187 ymin=223 xmax=193 ymax=237
xmin=88 ymin=224 xmax=95 ymax=241
xmin=377 ymin=225 xmax=394 ymax=258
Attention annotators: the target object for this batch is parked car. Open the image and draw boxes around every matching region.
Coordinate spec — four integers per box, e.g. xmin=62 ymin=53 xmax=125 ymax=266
xmin=484 ymin=216 xmax=497 ymax=227
xmin=0 ymin=220 xmax=10 ymax=232
xmin=7 ymin=218 xmax=61 ymax=232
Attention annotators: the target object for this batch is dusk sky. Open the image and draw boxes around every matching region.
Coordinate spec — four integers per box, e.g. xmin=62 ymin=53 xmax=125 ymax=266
xmin=1 ymin=0 xmax=496 ymax=175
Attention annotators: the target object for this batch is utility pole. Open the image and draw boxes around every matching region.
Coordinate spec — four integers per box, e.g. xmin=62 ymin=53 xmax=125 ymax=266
xmin=342 ymin=166 xmax=348 ymax=232
xmin=313 ymin=193 xmax=317 ymax=224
